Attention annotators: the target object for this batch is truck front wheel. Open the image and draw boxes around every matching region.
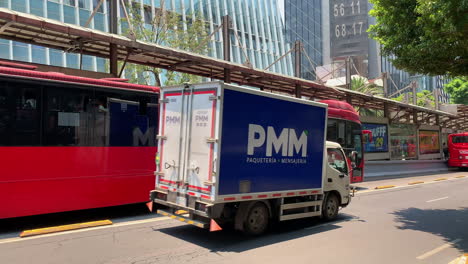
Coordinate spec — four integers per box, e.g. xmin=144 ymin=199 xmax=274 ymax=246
xmin=244 ymin=202 xmax=269 ymax=236
xmin=322 ymin=193 xmax=339 ymax=220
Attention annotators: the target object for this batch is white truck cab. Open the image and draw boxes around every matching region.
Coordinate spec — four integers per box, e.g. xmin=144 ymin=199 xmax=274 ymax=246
xmin=322 ymin=141 xmax=352 ymax=220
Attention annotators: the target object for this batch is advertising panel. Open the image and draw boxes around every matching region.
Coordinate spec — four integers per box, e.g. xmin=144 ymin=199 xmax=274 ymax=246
xmin=218 ymin=89 xmax=326 ymax=195
xmin=419 ymin=130 xmax=440 ymax=155
xmin=330 ymin=0 xmax=369 ymax=58
xmin=362 ymin=123 xmax=388 ymax=152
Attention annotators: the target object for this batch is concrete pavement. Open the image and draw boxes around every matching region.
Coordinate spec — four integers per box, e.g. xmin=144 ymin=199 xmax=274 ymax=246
xmin=0 ymin=171 xmax=467 ymax=264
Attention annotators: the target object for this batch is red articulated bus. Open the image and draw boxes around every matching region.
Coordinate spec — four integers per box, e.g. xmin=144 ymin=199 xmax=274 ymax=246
xmin=0 ymin=61 xmax=159 ymax=219
xmin=448 ymin=132 xmax=468 ymax=168
xmin=320 ymin=100 xmax=366 ymax=183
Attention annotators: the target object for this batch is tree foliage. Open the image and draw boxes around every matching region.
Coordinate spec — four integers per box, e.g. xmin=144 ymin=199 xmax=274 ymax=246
xmin=369 ymin=0 xmax=468 ymax=76
xmin=120 ymin=3 xmax=209 ymax=86
xmin=392 ymin=90 xmax=435 ymax=108
xmin=444 ymin=77 xmax=468 ymax=105
xmin=351 ymin=76 xmax=384 ymax=116
xmin=351 ymin=76 xmax=384 ymax=96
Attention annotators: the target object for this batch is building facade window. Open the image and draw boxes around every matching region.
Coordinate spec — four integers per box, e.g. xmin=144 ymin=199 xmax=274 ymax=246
xmin=0 ymin=0 xmax=292 ymax=77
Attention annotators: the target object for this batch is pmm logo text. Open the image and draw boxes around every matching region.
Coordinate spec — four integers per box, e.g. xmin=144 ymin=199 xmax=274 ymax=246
xmin=247 ymin=124 xmax=308 ymax=157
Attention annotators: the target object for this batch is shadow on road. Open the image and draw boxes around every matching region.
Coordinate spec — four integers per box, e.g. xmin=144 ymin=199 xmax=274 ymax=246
xmin=393 ymin=207 xmax=468 ymax=252
xmin=0 ymin=203 xmax=152 ymax=238
xmin=157 ymin=213 xmax=361 ymax=253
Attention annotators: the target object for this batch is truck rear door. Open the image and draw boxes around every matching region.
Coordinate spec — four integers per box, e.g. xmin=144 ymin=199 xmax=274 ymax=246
xmin=156 ymin=86 xmax=218 ymax=207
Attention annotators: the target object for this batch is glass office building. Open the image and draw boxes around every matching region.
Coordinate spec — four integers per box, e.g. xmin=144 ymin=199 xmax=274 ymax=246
xmin=0 ymin=0 xmax=293 ymax=77
xmin=284 ymin=0 xmax=322 ymax=80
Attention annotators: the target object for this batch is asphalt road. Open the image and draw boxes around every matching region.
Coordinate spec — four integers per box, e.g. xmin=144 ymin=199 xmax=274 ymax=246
xmin=0 ymin=171 xmax=467 ymax=264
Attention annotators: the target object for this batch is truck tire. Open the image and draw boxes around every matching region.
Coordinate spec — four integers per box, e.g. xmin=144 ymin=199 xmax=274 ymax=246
xmin=322 ymin=193 xmax=339 ymax=220
xmin=244 ymin=202 xmax=269 ymax=236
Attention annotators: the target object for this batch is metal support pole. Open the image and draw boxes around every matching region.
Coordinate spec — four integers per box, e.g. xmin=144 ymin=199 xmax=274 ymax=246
xmin=383 ymin=102 xmax=389 ymax=119
xmin=109 ymin=0 xmax=118 ymax=77
xmin=434 ymin=89 xmax=439 ymax=110
xmin=413 ymin=110 xmax=418 ymax=125
xmin=345 ymin=57 xmax=352 ymax=90
xmin=412 ymin=81 xmax=417 ymax=105
xmin=382 ymin=72 xmax=388 ymax=97
xmin=222 ymin=15 xmax=231 ymax=83
xmin=294 ymin=40 xmax=302 ymax=98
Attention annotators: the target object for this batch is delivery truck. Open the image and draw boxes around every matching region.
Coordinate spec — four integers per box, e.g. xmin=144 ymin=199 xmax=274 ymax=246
xmin=150 ymin=82 xmax=352 ymax=235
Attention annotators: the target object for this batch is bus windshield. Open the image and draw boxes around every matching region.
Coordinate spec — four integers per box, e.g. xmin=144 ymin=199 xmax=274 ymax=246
xmin=452 ymin=136 xmax=468 ymax=144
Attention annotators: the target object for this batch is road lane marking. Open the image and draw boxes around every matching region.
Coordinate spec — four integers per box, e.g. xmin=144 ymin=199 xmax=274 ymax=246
xmin=426 ymin=196 xmax=449 ymax=203
xmin=0 ymin=216 xmax=169 ymax=245
xmin=455 ymin=176 xmax=466 ymax=178
xmin=416 ymin=239 xmax=462 ymax=260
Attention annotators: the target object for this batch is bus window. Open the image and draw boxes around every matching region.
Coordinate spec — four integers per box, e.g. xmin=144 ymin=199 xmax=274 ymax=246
xmin=44 ymin=87 xmax=93 ymax=146
xmin=0 ymin=83 xmax=41 ymax=146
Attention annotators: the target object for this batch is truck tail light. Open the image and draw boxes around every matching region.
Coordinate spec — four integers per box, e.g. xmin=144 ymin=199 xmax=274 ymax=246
xmin=156 ymin=192 xmax=167 ymax=201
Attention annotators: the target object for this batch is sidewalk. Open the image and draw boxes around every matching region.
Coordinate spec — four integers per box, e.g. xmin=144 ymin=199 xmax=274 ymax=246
xmin=351 ymin=170 xmax=467 ymax=191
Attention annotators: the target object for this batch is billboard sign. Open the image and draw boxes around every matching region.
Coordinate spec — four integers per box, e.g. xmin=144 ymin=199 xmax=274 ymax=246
xmin=330 ymin=0 xmax=369 ymax=58
xmin=362 ymin=123 xmax=388 ymax=152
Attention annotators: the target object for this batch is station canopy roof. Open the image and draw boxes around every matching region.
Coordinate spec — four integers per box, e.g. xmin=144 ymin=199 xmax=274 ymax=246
xmin=0 ymin=8 xmax=465 ymax=130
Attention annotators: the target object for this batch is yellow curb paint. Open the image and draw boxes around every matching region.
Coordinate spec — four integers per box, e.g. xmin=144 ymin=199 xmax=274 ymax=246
xmin=19 ymin=220 xmax=113 ymax=238
xmin=408 ymin=181 xmax=424 ymax=185
xmin=374 ymin=185 xmax=396 ymax=190
xmin=434 ymin=178 xmax=448 ymax=181
xmin=455 ymin=176 xmax=466 ymax=178
xmin=449 ymin=253 xmax=468 ymax=264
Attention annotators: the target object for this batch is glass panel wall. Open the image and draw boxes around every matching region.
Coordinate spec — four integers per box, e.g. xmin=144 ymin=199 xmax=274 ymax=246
xmin=389 ymin=123 xmax=417 ymax=160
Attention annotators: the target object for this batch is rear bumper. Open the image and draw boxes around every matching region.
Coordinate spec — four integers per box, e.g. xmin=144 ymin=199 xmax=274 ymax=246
xmin=153 ymin=198 xmax=211 ymax=218
xmin=157 ymin=209 xmax=209 ymax=229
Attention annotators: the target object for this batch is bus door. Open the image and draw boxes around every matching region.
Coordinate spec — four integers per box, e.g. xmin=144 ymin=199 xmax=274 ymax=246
xmin=350 ymin=132 xmax=364 ymax=183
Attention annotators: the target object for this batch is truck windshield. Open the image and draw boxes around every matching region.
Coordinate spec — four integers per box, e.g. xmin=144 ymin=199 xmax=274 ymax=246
xmin=453 ymin=136 xmax=468 ymax=144
xmin=327 ymin=148 xmax=348 ymax=174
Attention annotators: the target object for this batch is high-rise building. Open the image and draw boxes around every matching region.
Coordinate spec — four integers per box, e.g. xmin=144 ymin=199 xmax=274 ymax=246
xmin=0 ymin=0 xmax=293 ymax=78
xmin=282 ymin=0 xmax=449 ymax=102
xmin=284 ymin=0 xmax=322 ymax=80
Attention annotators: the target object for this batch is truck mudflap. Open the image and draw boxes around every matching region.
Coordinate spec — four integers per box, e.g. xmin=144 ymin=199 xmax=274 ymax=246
xmin=157 ymin=209 xmax=223 ymax=231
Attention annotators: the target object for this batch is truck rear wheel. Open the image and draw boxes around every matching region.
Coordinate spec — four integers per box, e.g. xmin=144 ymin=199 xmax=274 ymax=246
xmin=322 ymin=193 xmax=339 ymax=220
xmin=244 ymin=202 xmax=269 ymax=236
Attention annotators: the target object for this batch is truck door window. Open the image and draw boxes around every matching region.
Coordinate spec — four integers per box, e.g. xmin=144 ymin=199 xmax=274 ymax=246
xmin=327 ymin=148 xmax=348 ymax=174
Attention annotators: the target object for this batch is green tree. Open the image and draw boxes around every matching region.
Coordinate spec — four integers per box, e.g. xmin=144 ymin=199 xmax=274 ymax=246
xmin=444 ymin=77 xmax=468 ymax=105
xmin=369 ymin=0 xmax=468 ymax=76
xmin=392 ymin=90 xmax=435 ymax=107
xmin=351 ymin=76 xmax=384 ymax=96
xmin=120 ymin=3 xmax=209 ymax=86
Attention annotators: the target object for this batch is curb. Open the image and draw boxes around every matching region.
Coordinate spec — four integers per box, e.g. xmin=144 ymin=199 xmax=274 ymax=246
xmin=19 ymin=220 xmax=113 ymax=238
